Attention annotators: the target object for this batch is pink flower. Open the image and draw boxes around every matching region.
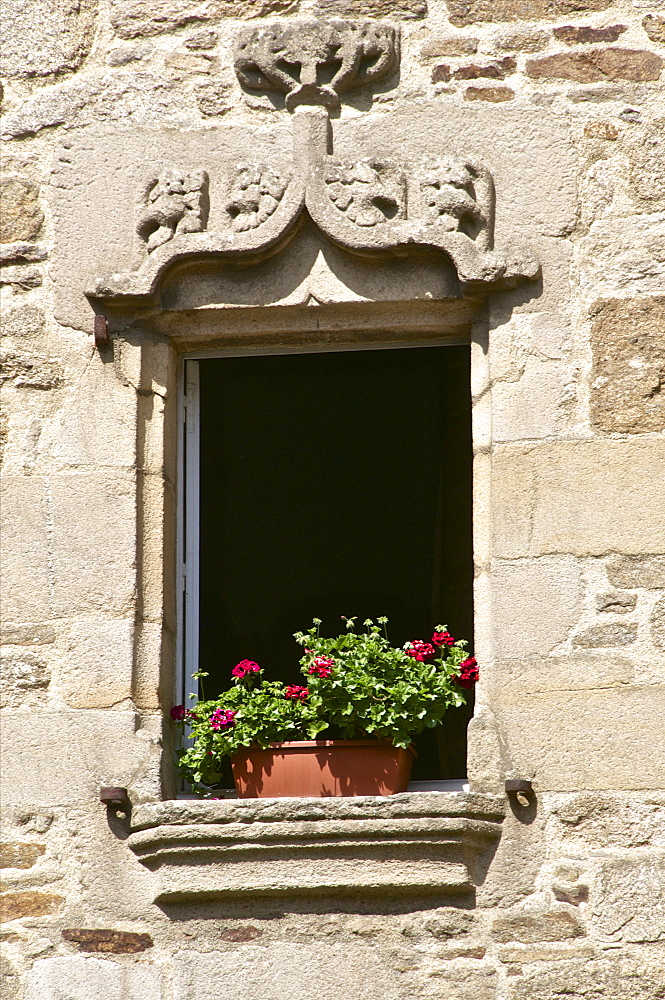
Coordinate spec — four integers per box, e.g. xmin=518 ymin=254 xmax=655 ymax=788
xmin=308 ymin=655 xmax=334 ymax=678
xmin=170 ymin=704 xmax=186 ymax=721
xmin=453 ymin=656 xmax=479 ymax=689
xmin=210 ymin=708 xmax=237 ymax=731
xmin=406 ymin=640 xmax=437 ymax=663
xmin=284 ymin=685 xmax=308 ymax=701
xmin=432 ymin=629 xmax=455 ymax=647
xmin=231 ymin=659 xmax=260 ymax=679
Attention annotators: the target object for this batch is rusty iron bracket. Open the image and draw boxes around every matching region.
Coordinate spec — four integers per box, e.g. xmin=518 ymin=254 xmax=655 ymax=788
xmin=505 ymin=778 xmax=533 ymax=807
xmin=93 ymin=314 xmax=110 ymax=350
xmin=99 ymin=786 xmax=129 ymax=809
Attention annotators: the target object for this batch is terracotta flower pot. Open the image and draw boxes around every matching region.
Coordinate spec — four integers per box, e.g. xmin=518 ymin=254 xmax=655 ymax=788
xmin=231 ymin=739 xmax=416 ymax=798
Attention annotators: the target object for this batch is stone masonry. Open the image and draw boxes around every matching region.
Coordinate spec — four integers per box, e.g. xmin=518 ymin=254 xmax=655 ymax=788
xmin=1 ymin=1 xmax=664 ymax=999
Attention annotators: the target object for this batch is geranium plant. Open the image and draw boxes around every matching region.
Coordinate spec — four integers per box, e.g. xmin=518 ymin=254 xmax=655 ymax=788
xmin=172 ymin=618 xmax=478 ymax=792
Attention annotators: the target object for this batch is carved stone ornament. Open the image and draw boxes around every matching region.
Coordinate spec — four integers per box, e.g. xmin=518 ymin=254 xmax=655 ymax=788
xmin=88 ymin=21 xmax=539 ymax=311
xmin=234 ymin=20 xmax=398 ymax=111
xmin=137 ymin=168 xmax=209 ymax=252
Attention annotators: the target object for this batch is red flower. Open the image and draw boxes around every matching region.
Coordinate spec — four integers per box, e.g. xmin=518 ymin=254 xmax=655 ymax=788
xmin=210 ymin=708 xmax=237 ymax=731
xmin=453 ymin=656 xmax=479 ymax=689
xmin=170 ymin=704 xmax=186 ymax=721
xmin=308 ymin=655 xmax=334 ymax=678
xmin=406 ymin=640 xmax=437 ymax=662
xmin=284 ymin=685 xmax=308 ymax=701
xmin=432 ymin=629 xmax=455 ymax=647
xmin=232 ymin=659 xmax=261 ymax=679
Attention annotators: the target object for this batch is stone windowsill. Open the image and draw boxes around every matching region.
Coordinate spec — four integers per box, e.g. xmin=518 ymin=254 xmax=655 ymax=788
xmin=128 ymin=792 xmax=505 ymax=901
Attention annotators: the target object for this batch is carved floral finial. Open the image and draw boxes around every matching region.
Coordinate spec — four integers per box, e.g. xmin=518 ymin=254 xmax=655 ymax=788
xmin=234 ymin=21 xmax=399 ymax=111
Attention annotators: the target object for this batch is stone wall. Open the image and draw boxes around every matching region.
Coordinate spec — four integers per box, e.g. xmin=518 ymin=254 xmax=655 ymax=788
xmin=1 ymin=0 xmax=664 ymax=997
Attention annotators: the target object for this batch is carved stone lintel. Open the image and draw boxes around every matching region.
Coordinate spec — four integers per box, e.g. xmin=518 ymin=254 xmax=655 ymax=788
xmin=226 ymin=164 xmax=290 ymax=233
xmin=234 ymin=21 xmax=399 ymax=111
xmin=137 ymin=168 xmax=209 ymax=253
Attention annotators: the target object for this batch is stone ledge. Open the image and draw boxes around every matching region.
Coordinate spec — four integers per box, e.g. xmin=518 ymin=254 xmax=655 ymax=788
xmin=128 ymin=792 xmax=504 ymax=901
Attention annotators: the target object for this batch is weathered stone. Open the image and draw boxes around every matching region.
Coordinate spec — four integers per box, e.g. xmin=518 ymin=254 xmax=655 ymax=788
xmin=314 ymin=0 xmax=426 ymax=18
xmin=0 ymin=843 xmax=46 ymax=869
xmin=0 ymin=477 xmax=51 ymax=622
xmin=0 ymin=955 xmax=19 ymax=1000
xmin=595 ymin=591 xmax=637 ymax=613
xmin=509 ymin=959 xmax=665 ymax=999
xmin=491 ymin=558 xmax=582 ymax=658
xmin=0 ymin=891 xmax=63 ymax=922
xmin=492 ymin=908 xmax=585 ymax=943
xmin=421 ymin=36 xmax=478 ymax=57
xmin=589 ymin=297 xmax=665 ymax=434
xmin=607 ymin=555 xmax=665 ymax=590
xmin=422 ymin=907 xmax=475 ymax=938
xmin=62 ymin=929 xmax=153 ymax=953
xmin=490 ymin=653 xmax=633 ymax=696
xmin=111 ymin=0 xmax=298 ymax=39
xmin=643 ymin=14 xmax=665 ymax=45
xmin=195 ymin=79 xmax=233 ymax=116
xmin=0 ymin=0 xmax=97 ymax=78
xmin=651 ymin=596 xmax=665 ymax=650
xmin=0 ymin=243 xmax=47 ymax=264
xmin=0 ymin=266 xmax=43 ymax=290
xmin=592 ymin=854 xmax=665 ymax=943
xmin=495 ymin=29 xmax=549 ymax=52
xmin=0 ymin=651 xmax=50 ymax=708
xmin=0 ymin=305 xmax=46 ymax=342
xmin=464 ymin=85 xmax=515 ymax=101
xmin=628 ymin=118 xmax=665 ymax=211
xmin=165 ymin=51 xmax=212 ymax=74
xmin=424 ymin=966 xmax=498 ymax=1000
xmin=219 ymin=925 xmax=263 ymax=942
xmin=551 ymin=792 xmax=665 ymax=848
xmin=552 ymin=883 xmax=589 ymax=905
xmin=447 ymin=0 xmax=613 ymax=27
xmin=0 ymin=351 xmax=63 ymax=390
xmin=492 ymin=440 xmax=665 ymax=559
xmin=186 ymin=30 xmax=218 ymax=50
xmin=553 ymin=24 xmax=626 ymax=45
xmin=25 ymin=957 xmax=162 ymax=1000
xmin=573 ymin=623 xmax=638 ymax=647
xmin=584 ymin=121 xmax=619 ymax=139
xmin=527 ymin=49 xmax=664 ymax=83
xmin=432 ymin=64 xmax=451 ymax=83
xmin=454 ymin=57 xmax=516 ymax=79
xmin=105 ymin=44 xmax=148 ymax=66
xmin=0 ymin=178 xmax=43 ymax=243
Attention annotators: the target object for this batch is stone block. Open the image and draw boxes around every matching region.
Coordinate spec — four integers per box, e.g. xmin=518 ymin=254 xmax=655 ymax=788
xmin=0 ymin=266 xmax=43 ymax=291
xmin=580 ymin=214 xmax=665 ymax=300
xmin=553 ymin=24 xmax=626 ymax=45
xmin=549 ymin=792 xmax=665 ymax=848
xmin=573 ymin=623 xmax=637 ymax=647
xmin=595 ymin=592 xmax=637 ymax=613
xmin=422 ymin=907 xmax=475 ymax=938
xmin=508 ymin=958 xmax=665 ymax=1000
xmin=590 ymin=297 xmax=665 ymax=435
xmin=195 ymin=79 xmax=233 ymax=116
xmin=173 ymin=941 xmax=402 ymax=1000
xmin=424 ymin=964 xmax=498 ymax=1000
xmin=490 ymin=557 xmax=581 ymax=658
xmin=607 ymin=555 xmax=665 ymax=589
xmin=0 ymin=178 xmax=43 ymax=242
xmin=490 ymin=653 xmax=633 ymax=696
xmin=0 ymin=711 xmax=152 ymax=807
xmin=494 ymin=687 xmax=665 ymax=790
xmin=56 ymin=618 xmax=134 ymax=709
xmin=0 ymin=649 xmax=50 ymax=708
xmin=494 ymin=29 xmax=549 ymax=52
xmin=491 ymin=358 xmax=575 ymax=441
xmin=0 ymin=843 xmax=45 ymax=869
xmin=61 ymin=929 xmax=153 ymax=953
xmin=25 ymin=956 xmax=162 ymax=1000
xmin=0 ymin=350 xmax=63 ymax=390
xmin=0 ymin=476 xmax=51 ymax=622
xmin=421 ymin=36 xmax=479 ymax=58
xmin=0 ymin=0 xmax=97 ymax=78
xmin=491 ymin=908 xmax=584 ymax=943
xmin=0 ymin=891 xmax=63 ymax=922
xmin=446 ymin=0 xmax=613 ymax=27
xmin=0 ymin=304 xmax=46 ymax=343
xmin=111 ymin=0 xmax=298 ymax=38
xmin=592 ymin=852 xmax=665 ymax=943
xmin=492 ymin=440 xmax=665 ymax=559
xmin=49 ymin=470 xmax=137 ymax=617
xmin=527 ymin=49 xmax=663 ymax=82
xmin=314 ymin=0 xmax=427 ymax=17
xmin=464 ymin=85 xmax=515 ymax=101
xmin=454 ymin=57 xmax=516 ymax=79
xmin=651 ymin=597 xmax=665 ymax=650
xmin=643 ymin=14 xmax=665 ymax=44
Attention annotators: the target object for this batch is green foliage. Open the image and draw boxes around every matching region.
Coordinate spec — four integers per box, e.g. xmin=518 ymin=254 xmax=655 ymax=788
xmin=172 ymin=618 xmax=472 ymax=792
xmin=294 ymin=618 xmax=468 ymax=749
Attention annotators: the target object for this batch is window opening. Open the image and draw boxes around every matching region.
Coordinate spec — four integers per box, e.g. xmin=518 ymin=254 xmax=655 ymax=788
xmin=182 ymin=344 xmax=474 ymax=782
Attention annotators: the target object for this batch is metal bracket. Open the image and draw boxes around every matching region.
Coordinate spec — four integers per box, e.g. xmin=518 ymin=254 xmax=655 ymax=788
xmin=99 ymin=786 xmax=129 ymax=809
xmin=505 ymin=778 xmax=533 ymax=807
xmin=93 ymin=314 xmax=110 ymax=350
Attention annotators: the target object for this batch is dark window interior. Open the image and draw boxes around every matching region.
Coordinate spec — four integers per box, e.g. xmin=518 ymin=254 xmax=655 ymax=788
xmin=198 ymin=344 xmax=474 ymax=780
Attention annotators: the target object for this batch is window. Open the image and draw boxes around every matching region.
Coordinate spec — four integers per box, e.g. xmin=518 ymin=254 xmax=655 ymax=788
xmin=180 ymin=343 xmax=474 ymax=782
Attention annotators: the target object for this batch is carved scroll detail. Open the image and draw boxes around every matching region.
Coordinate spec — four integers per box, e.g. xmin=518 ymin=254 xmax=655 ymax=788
xmin=137 ymin=169 xmax=209 ymax=252
xmin=325 ymin=160 xmax=405 ymax=228
xmin=226 ymin=164 xmax=289 ymax=233
xmin=234 ymin=21 xmax=398 ymax=111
